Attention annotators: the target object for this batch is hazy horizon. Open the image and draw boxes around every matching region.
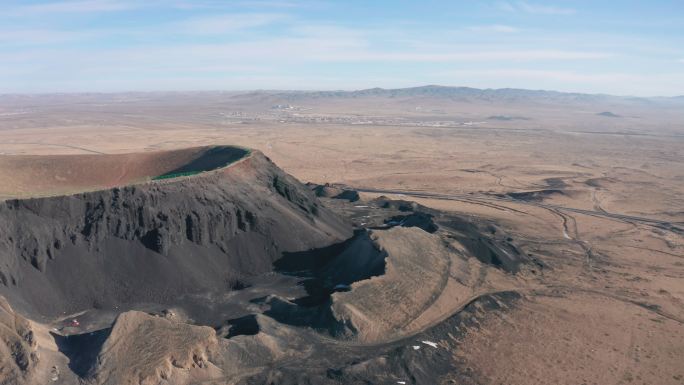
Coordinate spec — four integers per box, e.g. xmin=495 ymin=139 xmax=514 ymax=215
xmin=1 ymin=0 xmax=683 ymax=96
xmin=1 ymin=84 xmax=683 ymax=99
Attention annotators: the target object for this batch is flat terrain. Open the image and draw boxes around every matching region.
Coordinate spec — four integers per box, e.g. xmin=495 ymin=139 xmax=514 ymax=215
xmin=0 ymin=87 xmax=682 ymax=384
xmin=1 ymin=89 xmax=682 ymax=222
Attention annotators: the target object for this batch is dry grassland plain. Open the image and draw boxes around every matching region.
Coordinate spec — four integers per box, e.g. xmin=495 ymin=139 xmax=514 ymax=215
xmin=1 ymin=89 xmax=682 ymax=384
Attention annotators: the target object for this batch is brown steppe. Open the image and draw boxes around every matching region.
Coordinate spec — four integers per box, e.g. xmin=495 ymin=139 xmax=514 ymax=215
xmin=0 ymin=90 xmax=682 ymax=384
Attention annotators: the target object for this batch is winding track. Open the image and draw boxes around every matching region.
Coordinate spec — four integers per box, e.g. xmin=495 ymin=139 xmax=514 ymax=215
xmin=348 ymin=186 xmax=684 ymax=233
xmin=346 ymin=186 xmax=684 ymax=326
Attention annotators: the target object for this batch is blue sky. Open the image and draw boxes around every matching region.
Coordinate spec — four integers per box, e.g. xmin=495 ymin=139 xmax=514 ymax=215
xmin=1 ymin=0 xmax=683 ymax=95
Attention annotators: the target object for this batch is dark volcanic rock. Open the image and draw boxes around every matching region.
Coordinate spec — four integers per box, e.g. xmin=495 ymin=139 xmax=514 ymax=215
xmin=307 ymin=183 xmax=360 ymax=202
xmin=597 ymin=111 xmax=621 ymax=117
xmin=505 ymin=189 xmax=565 ymax=202
xmin=0 ymin=150 xmax=352 ymax=317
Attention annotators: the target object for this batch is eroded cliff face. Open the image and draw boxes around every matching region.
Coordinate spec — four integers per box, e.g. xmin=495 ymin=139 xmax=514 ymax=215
xmin=0 ymin=296 xmax=37 ymax=385
xmin=0 ymin=151 xmax=352 ymax=317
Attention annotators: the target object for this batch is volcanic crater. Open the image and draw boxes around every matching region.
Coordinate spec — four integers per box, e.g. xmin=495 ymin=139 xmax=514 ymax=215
xmin=0 ymin=145 xmax=527 ymax=385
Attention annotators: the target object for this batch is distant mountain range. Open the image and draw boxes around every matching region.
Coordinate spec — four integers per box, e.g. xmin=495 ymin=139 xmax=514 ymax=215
xmin=2 ymin=85 xmax=682 ymax=106
xmin=264 ymin=85 xmax=684 ymax=105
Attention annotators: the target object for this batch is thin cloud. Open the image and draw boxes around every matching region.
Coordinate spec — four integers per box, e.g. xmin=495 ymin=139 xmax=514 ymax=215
xmin=171 ymin=0 xmax=303 ymax=10
xmin=0 ymin=28 xmax=95 ymax=45
xmin=466 ymin=24 xmax=520 ymax=33
xmin=2 ymin=40 xmax=610 ymax=68
xmin=439 ymin=69 xmax=637 ymax=83
xmin=0 ymin=1 xmax=678 ymax=96
xmin=318 ymin=50 xmax=610 ymax=62
xmin=495 ymin=1 xmax=516 ymax=12
xmin=433 ymin=69 xmax=684 ymax=96
xmin=9 ymin=0 xmax=138 ymax=14
xmin=236 ymin=1 xmax=303 ymax=8
xmin=289 ymin=24 xmax=367 ymax=39
xmin=497 ymin=1 xmax=576 ymax=15
xmin=178 ymin=13 xmax=288 ymax=34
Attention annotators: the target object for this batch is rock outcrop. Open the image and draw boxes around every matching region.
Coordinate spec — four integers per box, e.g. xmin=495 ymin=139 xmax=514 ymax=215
xmin=87 ymin=311 xmax=220 ymax=385
xmin=0 ymin=296 xmax=37 ymax=385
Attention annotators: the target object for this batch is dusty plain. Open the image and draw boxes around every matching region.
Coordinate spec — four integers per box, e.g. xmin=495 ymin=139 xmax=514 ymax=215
xmin=0 ymin=87 xmax=683 ymax=384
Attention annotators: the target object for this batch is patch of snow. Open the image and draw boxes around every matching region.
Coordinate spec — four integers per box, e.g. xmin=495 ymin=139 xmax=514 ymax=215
xmin=412 ymin=345 xmax=420 ymax=350
xmin=421 ymin=340 xmax=438 ymax=348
